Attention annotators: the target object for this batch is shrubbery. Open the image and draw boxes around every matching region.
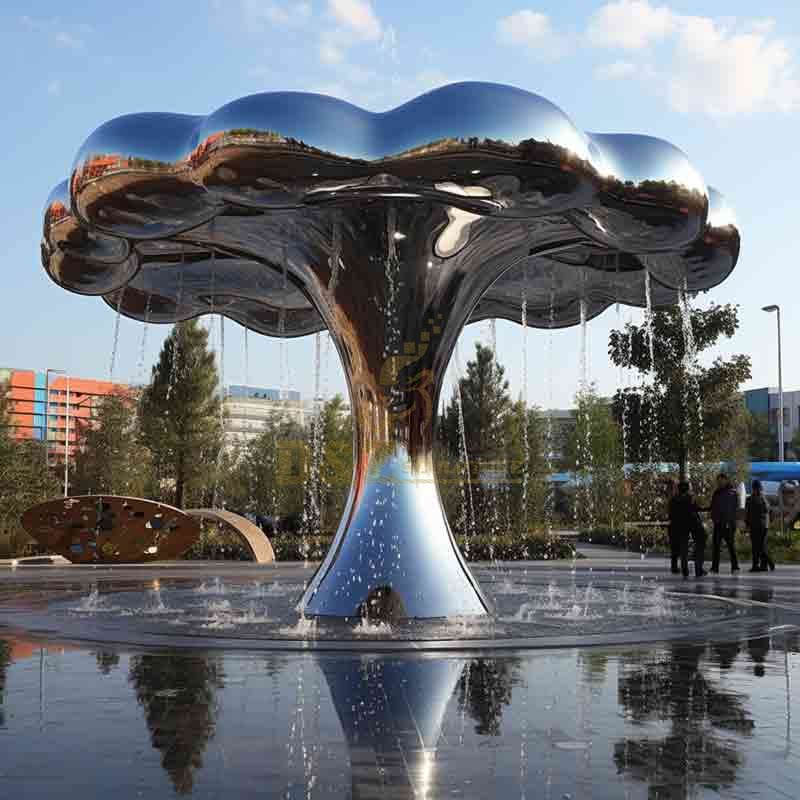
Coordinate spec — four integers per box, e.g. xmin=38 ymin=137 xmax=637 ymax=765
xmin=266 ymin=531 xmax=577 ymax=562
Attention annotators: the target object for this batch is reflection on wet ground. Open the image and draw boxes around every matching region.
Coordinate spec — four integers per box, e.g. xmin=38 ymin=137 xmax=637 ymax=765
xmin=1 ymin=634 xmax=798 ymax=798
xmin=0 ymin=563 xmax=799 ymax=798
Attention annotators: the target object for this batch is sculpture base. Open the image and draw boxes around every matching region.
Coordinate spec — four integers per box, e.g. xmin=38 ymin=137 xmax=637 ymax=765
xmin=300 ymin=449 xmax=490 ymax=619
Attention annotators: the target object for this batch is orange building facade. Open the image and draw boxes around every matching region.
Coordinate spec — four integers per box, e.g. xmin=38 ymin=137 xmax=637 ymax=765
xmin=0 ymin=367 xmax=130 ymax=459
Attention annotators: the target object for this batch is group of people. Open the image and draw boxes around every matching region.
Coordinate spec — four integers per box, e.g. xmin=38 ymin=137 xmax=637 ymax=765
xmin=667 ymin=473 xmax=776 ymax=579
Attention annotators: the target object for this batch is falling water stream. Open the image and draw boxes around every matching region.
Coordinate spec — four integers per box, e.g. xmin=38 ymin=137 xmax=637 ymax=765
xmin=545 ymin=281 xmax=556 ymax=537
xmin=136 ymin=292 xmax=152 ymax=384
xmin=109 ymin=288 xmax=125 ymax=381
xmin=454 ymin=342 xmax=476 ymax=554
xmin=520 ymin=272 xmax=530 ymax=540
xmin=678 ymin=276 xmax=705 ymax=478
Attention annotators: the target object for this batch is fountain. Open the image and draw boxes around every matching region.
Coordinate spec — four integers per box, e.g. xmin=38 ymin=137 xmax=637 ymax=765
xmin=40 ymin=82 xmax=739 ymax=619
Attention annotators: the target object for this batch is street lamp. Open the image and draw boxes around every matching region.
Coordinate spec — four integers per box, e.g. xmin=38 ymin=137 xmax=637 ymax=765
xmin=762 ymin=305 xmax=784 ymax=462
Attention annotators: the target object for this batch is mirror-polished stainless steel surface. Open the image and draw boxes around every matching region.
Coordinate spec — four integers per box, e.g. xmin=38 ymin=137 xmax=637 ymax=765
xmin=321 ymin=656 xmax=465 ymax=798
xmin=41 ymin=81 xmax=741 ymax=619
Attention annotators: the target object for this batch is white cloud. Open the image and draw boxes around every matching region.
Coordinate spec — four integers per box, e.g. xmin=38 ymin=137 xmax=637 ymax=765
xmin=240 ymin=1 xmax=311 ymax=27
xmin=327 ymin=0 xmax=382 ymax=41
xmin=381 ymin=25 xmax=398 ymax=62
xmin=587 ymin=0 xmax=675 ymax=50
xmin=20 ymin=15 xmax=90 ymax=49
xmin=587 ymin=2 xmax=800 ymax=115
xmin=319 ymin=32 xmax=346 ymax=64
xmin=54 ymin=30 xmax=83 ymax=49
xmin=496 ymin=10 xmax=570 ymax=60
xmin=317 ymin=0 xmax=389 ymax=70
xmin=668 ymin=15 xmax=800 ymax=115
xmin=594 ymin=60 xmax=636 ymax=81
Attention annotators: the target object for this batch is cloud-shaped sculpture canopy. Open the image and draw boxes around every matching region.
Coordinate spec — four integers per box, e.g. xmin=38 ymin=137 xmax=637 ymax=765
xmin=40 ymin=81 xmax=741 ymax=619
xmin=43 ymin=81 xmax=738 ymax=336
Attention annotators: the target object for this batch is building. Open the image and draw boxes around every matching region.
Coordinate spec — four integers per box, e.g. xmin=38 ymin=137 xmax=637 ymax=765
xmin=546 ymin=409 xmax=577 ymax=465
xmin=0 ymin=367 xmax=129 ymax=460
xmin=744 ymin=386 xmax=800 ymax=459
xmin=223 ymin=384 xmax=316 ymax=446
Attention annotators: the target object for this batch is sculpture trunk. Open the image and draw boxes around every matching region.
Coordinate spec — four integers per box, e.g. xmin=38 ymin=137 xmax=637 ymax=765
xmin=299 ymin=201 xmax=498 ymax=618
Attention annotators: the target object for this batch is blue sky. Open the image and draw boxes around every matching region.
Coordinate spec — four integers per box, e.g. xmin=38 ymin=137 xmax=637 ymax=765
xmin=1 ymin=0 xmax=799 ymax=408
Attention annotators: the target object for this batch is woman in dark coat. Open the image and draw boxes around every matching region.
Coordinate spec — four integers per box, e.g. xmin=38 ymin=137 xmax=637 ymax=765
xmin=745 ymin=480 xmax=775 ymax=572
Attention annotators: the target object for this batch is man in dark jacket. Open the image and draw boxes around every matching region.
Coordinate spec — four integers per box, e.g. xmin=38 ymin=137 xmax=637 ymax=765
xmin=710 ymin=473 xmax=739 ymax=574
xmin=668 ymin=481 xmax=707 ymax=578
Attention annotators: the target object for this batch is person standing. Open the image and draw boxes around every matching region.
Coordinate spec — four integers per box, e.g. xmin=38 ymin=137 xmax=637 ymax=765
xmin=710 ymin=473 xmax=740 ymax=574
xmin=669 ymin=481 xmax=707 ymax=578
xmin=745 ymin=480 xmax=775 ymax=572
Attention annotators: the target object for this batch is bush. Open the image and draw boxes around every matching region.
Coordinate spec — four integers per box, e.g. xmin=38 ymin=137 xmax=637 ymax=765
xmin=268 ymin=532 xmax=578 ymax=562
xmin=577 ymin=525 xmax=669 ymax=553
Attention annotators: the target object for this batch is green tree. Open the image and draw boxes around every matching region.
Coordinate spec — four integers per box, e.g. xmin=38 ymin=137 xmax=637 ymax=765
xmin=0 ymin=379 xmax=60 ymax=556
xmin=563 ymin=386 xmax=625 ymax=528
xmin=440 ymin=343 xmax=511 ymax=461
xmin=609 ymin=304 xmax=751 ymax=480
xmin=503 ymin=399 xmax=548 ymax=534
xmin=439 ymin=343 xmax=513 ymax=536
xmin=129 ymin=653 xmax=224 ymax=794
xmin=139 ymin=321 xmax=223 ymax=508
xmin=71 ymin=393 xmax=152 ymax=497
xmin=317 ymin=395 xmax=353 ymax=532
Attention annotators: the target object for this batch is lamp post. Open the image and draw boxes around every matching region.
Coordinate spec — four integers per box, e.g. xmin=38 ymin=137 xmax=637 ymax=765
xmin=762 ymin=305 xmax=784 ymax=462
xmin=63 ymin=375 xmax=70 ymax=497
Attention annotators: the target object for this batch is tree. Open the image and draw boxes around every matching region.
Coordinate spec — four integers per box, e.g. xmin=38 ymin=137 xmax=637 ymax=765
xmin=563 ymin=386 xmax=625 ymax=528
xmin=439 ymin=343 xmax=513 ymax=536
xmin=609 ymin=303 xmax=751 ymax=480
xmin=139 ymin=321 xmax=223 ymax=508
xmin=440 ymin=343 xmax=510 ymax=462
xmin=129 ymin=653 xmax=224 ymax=794
xmin=317 ymin=395 xmax=353 ymax=532
xmin=0 ymin=379 xmax=60 ymax=556
xmin=503 ymin=399 xmax=548 ymax=534
xmin=71 ymin=393 xmax=152 ymax=497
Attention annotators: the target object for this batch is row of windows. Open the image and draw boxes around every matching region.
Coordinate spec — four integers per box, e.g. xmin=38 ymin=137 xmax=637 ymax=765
xmin=769 ymin=407 xmax=800 ymax=427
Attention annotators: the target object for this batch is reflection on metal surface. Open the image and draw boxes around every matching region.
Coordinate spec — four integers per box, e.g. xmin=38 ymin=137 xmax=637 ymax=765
xmin=41 ymin=82 xmax=741 ymax=617
xmin=185 ymin=508 xmax=276 ymax=563
xmin=322 ymin=656 xmax=464 ymax=799
xmin=21 ymin=495 xmax=200 ymax=563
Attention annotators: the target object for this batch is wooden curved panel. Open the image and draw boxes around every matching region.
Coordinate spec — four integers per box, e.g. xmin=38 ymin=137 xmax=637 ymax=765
xmin=21 ymin=495 xmax=201 ymax=563
xmin=185 ymin=509 xmax=275 ymax=563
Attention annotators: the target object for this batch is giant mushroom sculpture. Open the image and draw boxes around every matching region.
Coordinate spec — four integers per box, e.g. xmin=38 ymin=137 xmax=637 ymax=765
xmin=42 ymin=82 xmax=740 ymax=618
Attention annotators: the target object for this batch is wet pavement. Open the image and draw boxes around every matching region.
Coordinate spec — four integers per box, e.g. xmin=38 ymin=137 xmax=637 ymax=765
xmin=0 ymin=560 xmax=798 ymax=799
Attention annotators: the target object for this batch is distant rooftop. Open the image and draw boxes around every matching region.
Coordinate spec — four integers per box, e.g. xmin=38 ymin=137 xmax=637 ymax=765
xmin=227 ymin=385 xmax=301 ymax=402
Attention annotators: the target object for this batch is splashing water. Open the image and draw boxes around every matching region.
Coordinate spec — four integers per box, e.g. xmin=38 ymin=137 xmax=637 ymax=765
xmin=75 ymin=587 xmax=106 ymax=613
xmin=136 ymin=292 xmax=152 ymax=384
xmin=576 ymin=294 xmax=595 ymax=535
xmin=109 ymin=289 xmax=125 ymax=381
xmin=244 ymin=327 xmax=250 ymax=386
xmin=545 ymin=281 xmax=556 ymax=536
xmin=279 ymin=241 xmax=289 ymax=401
xmin=300 ymin=333 xmax=326 ymax=556
xmin=678 ymin=277 xmax=705 ymax=477
xmin=195 ymin=577 xmax=227 ymax=595
xmin=453 ymin=342 xmax=476 ymax=555
xmin=521 ymin=271 xmax=530 ymax=539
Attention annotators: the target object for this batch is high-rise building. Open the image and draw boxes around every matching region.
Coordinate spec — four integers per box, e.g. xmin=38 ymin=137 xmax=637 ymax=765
xmin=0 ymin=367 xmax=130 ymax=460
xmin=744 ymin=386 xmax=800 ymax=459
xmin=223 ymin=384 xmax=315 ymax=446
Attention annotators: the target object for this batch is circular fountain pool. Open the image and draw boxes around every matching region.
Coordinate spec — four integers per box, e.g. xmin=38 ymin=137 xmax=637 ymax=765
xmin=0 ymin=563 xmax=782 ymax=653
